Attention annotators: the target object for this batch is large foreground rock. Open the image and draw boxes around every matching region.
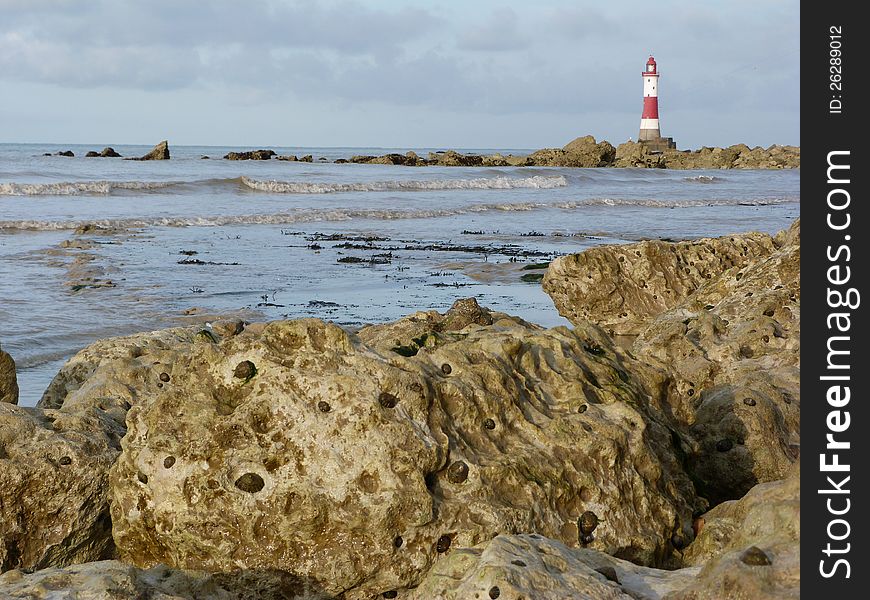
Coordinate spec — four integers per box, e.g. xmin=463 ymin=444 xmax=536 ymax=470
xmin=543 ymin=221 xmax=800 ymax=505
xmin=108 ymin=309 xmax=701 ymax=598
xmin=0 ymin=327 xmax=213 ymax=574
xmin=0 ymin=403 xmax=120 ymax=571
xmin=0 ymin=342 xmax=17 ymax=404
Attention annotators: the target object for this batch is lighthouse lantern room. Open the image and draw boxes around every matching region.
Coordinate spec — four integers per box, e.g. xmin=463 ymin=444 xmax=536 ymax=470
xmin=638 ymin=56 xmax=676 ymax=151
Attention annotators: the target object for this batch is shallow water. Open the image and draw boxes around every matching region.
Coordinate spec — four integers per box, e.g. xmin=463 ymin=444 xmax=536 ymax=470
xmin=0 ymin=143 xmax=800 ymax=406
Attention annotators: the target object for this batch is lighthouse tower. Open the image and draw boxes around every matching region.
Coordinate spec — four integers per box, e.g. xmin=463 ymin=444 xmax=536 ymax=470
xmin=638 ymin=56 xmax=676 ymax=150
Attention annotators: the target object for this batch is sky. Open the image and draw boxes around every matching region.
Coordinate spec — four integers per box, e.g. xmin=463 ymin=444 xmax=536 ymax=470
xmin=0 ymin=0 xmax=800 ymax=149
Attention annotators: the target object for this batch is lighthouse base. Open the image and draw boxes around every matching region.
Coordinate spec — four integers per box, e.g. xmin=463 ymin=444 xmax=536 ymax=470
xmin=639 ymin=137 xmax=677 ymax=152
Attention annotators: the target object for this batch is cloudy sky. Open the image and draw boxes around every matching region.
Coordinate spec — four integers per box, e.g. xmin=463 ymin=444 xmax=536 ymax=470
xmin=0 ymin=0 xmax=799 ymax=149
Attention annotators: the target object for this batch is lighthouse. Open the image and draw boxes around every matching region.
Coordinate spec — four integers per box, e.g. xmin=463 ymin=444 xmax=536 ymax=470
xmin=638 ymin=56 xmax=676 ymax=150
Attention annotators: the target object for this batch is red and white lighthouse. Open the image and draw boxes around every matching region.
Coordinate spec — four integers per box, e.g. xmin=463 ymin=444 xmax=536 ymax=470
xmin=639 ymin=56 xmax=661 ymax=141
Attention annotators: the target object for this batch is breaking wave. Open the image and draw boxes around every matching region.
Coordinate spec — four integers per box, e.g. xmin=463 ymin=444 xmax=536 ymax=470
xmin=0 ymin=180 xmax=181 ymax=196
xmin=0 ymin=196 xmax=798 ymax=231
xmin=239 ymin=175 xmax=568 ymax=193
xmin=683 ymin=175 xmax=724 ymax=183
xmin=0 ymin=175 xmax=568 ymax=197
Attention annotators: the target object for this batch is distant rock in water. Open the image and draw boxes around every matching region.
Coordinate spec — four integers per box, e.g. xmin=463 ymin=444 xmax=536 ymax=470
xmin=56 ymin=150 xmax=75 ymax=157
xmin=128 ymin=141 xmax=170 ymax=161
xmin=85 ymin=148 xmax=122 ymax=158
xmin=224 ymin=149 xmax=275 ymax=160
xmin=334 ymin=137 xmax=799 ymax=169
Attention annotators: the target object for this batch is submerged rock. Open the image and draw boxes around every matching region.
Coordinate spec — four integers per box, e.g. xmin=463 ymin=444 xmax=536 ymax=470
xmin=0 ymin=343 xmax=17 ymax=404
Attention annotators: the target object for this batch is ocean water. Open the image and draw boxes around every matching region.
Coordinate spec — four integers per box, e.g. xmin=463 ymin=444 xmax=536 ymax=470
xmin=0 ymin=143 xmax=800 ymax=406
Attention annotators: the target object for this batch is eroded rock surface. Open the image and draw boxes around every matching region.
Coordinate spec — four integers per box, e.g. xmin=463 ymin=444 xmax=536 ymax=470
xmin=0 ymin=560 xmax=333 ymax=600
xmin=409 ymin=534 xmax=700 ymax=600
xmin=543 ymin=221 xmax=800 ymax=505
xmin=108 ymin=310 xmax=701 ymax=597
xmin=0 ymin=342 xmax=18 ymax=404
xmin=542 ymin=231 xmax=776 ymax=336
xmin=0 ymin=402 xmax=120 ymax=571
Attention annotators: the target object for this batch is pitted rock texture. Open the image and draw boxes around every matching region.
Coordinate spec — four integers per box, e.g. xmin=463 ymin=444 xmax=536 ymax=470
xmin=682 ymin=464 xmax=799 ymax=568
xmin=0 ymin=560 xmax=333 ymax=600
xmin=543 ymin=220 xmax=799 ymax=504
xmin=38 ymin=326 xmax=207 ymax=410
xmin=108 ymin=315 xmax=701 ymax=598
xmin=0 ymin=342 xmax=18 ymax=404
xmin=542 ymin=231 xmax=777 ymax=336
xmin=633 ymin=220 xmax=800 ymax=503
xmin=408 ymin=534 xmax=700 ymax=600
xmin=0 ymin=402 xmax=120 ymax=571
xmin=0 ymin=325 xmax=244 ymax=574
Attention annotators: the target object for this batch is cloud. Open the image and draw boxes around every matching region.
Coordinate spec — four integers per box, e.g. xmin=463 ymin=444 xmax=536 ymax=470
xmin=456 ymin=8 xmax=529 ymax=52
xmin=0 ymin=0 xmax=799 ymax=147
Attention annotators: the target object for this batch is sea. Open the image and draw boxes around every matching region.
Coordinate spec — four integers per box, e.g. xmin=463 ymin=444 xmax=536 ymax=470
xmin=0 ymin=143 xmax=800 ymax=406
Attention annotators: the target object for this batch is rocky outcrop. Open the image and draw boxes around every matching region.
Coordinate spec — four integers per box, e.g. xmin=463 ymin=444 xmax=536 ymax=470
xmin=0 ymin=402 xmax=120 ymax=571
xmin=543 ymin=231 xmax=777 ymax=337
xmin=101 ymin=147 xmax=122 ymax=157
xmin=331 ymin=138 xmax=798 ymax=169
xmin=409 ymin=534 xmax=700 ymax=600
xmin=543 ymin=220 xmax=800 ymax=505
xmin=526 ymin=135 xmax=616 ymax=167
xmin=105 ymin=309 xmax=700 ymax=597
xmin=56 ymin=150 xmax=75 ymax=157
xmin=0 ymin=343 xmax=17 ymax=404
xmin=633 ymin=221 xmax=800 ymax=503
xmin=129 ymin=141 xmax=170 ymax=161
xmin=224 ymin=149 xmax=276 ymax=160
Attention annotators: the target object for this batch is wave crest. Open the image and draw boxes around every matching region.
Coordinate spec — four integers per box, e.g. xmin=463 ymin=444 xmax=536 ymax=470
xmin=239 ymin=175 xmax=569 ymax=194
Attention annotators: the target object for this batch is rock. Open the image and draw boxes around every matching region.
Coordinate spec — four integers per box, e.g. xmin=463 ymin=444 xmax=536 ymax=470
xmin=682 ymin=464 xmax=799 ymax=568
xmin=0 ymin=343 xmax=18 ymax=404
xmin=85 ymin=151 xmax=100 ymax=157
xmin=440 ymin=297 xmax=494 ymax=330
xmin=38 ymin=326 xmax=207 ymax=410
xmin=275 ymin=155 xmax=298 ymax=161
xmin=100 ymin=147 xmax=122 ymax=157
xmin=299 ymin=154 xmax=313 ymax=162
xmin=129 ymin=141 xmax=170 ymax=161
xmin=543 ymin=220 xmax=800 ymax=505
xmin=543 ymin=231 xmax=777 ymax=336
xmin=528 ymin=136 xmax=615 ymax=167
xmin=107 ymin=315 xmax=700 ymax=597
xmin=0 ymin=402 xmax=121 ymax=572
xmin=56 ymin=150 xmax=75 ymax=157
xmin=614 ymin=141 xmax=666 ymax=168
xmin=223 ymin=149 xmax=275 ymax=161
xmin=634 ymin=221 xmax=800 ymax=502
xmin=408 ymin=534 xmax=700 ymax=600
xmin=0 ymin=560 xmax=333 ymax=599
